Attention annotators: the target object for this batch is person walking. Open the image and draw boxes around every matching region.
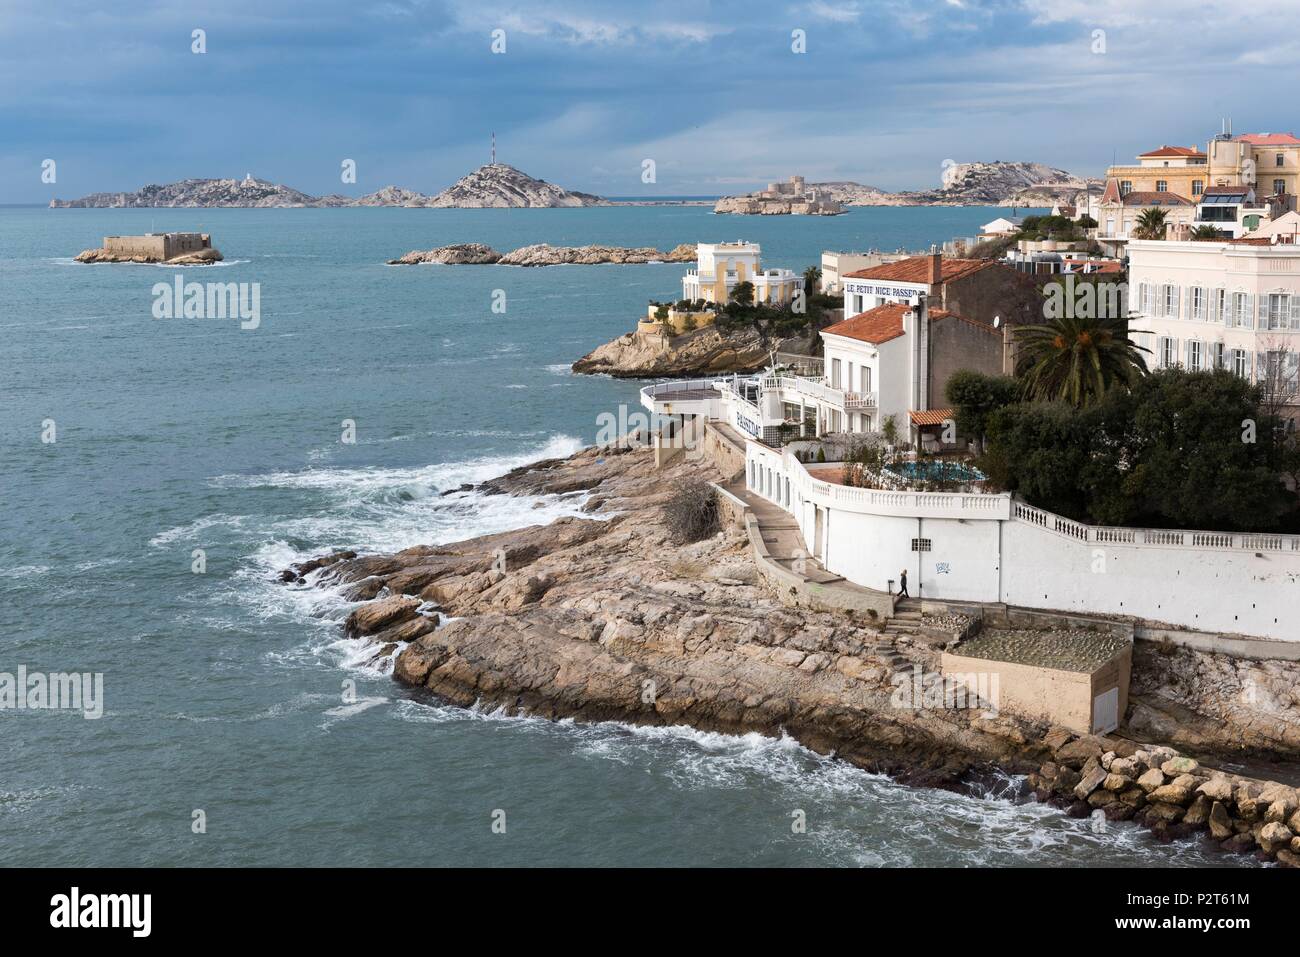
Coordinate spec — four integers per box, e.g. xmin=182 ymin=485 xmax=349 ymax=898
xmin=898 ymin=569 xmax=909 ymax=599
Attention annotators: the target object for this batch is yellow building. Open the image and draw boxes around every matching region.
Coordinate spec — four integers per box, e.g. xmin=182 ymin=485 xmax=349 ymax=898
xmin=1104 ymin=131 xmax=1300 ymax=204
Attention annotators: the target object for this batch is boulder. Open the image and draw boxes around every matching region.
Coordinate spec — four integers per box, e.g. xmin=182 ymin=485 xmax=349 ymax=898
xmin=1258 ymin=822 xmax=1293 ymax=853
xmin=1182 ymin=794 xmax=1211 ymax=827
xmin=1109 ymin=757 xmax=1139 ymax=778
xmin=1055 ymin=735 xmax=1106 ymax=769
xmin=1136 ymin=768 xmax=1165 ymax=793
xmin=343 ymin=595 xmax=420 ymax=637
xmin=1074 ymin=764 xmax=1109 ymax=800
xmin=1221 ymin=833 xmax=1256 ymax=854
xmin=1277 ymin=849 xmax=1300 ymax=869
xmin=1103 ymin=773 xmax=1132 ymax=792
xmin=1146 ymin=802 xmax=1184 ymax=823
xmin=1208 ymin=801 xmax=1233 ymax=840
xmin=1196 ymin=774 xmax=1234 ymax=803
xmin=1087 ymin=789 xmax=1117 ymax=808
xmin=1160 ymin=756 xmax=1199 ymax=776
xmin=1119 ymin=787 xmax=1147 ymax=809
xmin=1149 ymin=784 xmax=1192 ymax=806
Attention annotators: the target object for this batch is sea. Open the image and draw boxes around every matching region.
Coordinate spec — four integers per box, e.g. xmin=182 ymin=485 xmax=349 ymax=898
xmin=0 ymin=203 xmax=1246 ymax=866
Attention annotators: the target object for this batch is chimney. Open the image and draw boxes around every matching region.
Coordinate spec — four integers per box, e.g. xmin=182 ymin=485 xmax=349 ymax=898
xmin=928 ymin=244 xmax=942 ymax=287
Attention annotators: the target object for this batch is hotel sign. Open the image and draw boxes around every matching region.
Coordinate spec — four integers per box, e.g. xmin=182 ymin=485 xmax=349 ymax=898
xmin=843 ymin=280 xmax=922 ymax=299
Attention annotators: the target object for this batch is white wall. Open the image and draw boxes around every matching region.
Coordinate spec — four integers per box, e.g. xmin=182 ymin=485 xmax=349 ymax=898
xmin=745 ymin=443 xmax=1300 ymax=642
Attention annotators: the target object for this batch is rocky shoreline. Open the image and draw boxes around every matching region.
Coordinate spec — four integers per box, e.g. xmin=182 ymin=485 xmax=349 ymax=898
xmin=281 ymin=441 xmax=1300 ymax=865
xmin=386 ymin=242 xmax=695 ymax=266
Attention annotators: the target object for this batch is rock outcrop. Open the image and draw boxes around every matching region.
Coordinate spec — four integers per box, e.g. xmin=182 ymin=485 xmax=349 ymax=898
xmin=51 ymin=164 xmax=609 ymax=209
xmin=386 ymin=243 xmax=503 ymax=265
xmin=386 ymin=242 xmax=695 ymax=266
xmin=73 ymin=246 xmax=224 ymax=265
xmin=571 ymin=326 xmax=809 ymax=378
xmin=282 ymin=442 xmax=1300 ymax=865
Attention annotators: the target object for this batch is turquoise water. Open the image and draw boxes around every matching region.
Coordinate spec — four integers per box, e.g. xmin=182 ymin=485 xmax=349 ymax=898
xmin=886 ymin=460 xmax=987 ymax=483
xmin=0 ymin=204 xmax=1243 ymax=866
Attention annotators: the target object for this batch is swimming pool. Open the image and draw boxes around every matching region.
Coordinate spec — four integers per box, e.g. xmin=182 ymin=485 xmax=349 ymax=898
xmin=884 ymin=460 xmax=986 ymax=483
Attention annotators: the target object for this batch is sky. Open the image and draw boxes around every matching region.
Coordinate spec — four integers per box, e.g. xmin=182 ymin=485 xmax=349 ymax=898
xmin=2 ymin=0 xmax=1299 ymax=203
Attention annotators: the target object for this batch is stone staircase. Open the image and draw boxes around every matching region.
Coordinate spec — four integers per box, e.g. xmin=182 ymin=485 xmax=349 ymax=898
xmin=874 ymin=600 xmax=924 ymax=674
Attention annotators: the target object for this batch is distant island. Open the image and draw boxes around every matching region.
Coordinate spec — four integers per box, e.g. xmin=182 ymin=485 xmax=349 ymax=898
xmin=386 ymin=242 xmax=696 ymax=266
xmin=49 ymin=164 xmax=610 ymax=209
xmin=715 ymin=162 xmax=1102 ymax=211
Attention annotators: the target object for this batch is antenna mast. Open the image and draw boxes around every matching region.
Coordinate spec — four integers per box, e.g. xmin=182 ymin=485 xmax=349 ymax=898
xmin=491 ymin=132 xmax=496 ymax=165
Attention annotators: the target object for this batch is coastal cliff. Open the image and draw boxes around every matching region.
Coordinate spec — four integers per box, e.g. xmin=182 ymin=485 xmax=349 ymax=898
xmin=73 ymin=246 xmax=224 ymax=265
xmin=282 ymin=442 xmax=1300 ymax=864
xmin=571 ymin=326 xmax=808 ymax=378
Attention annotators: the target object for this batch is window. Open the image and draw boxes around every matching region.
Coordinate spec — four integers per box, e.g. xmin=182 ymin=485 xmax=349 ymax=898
xmin=1156 ymin=180 xmax=1168 ymax=192
xmin=1188 ymin=340 xmax=1203 ymax=371
xmin=910 ymin=538 xmax=932 ymax=552
xmin=1120 ymin=180 xmax=1133 ymax=197
xmin=1191 ymin=287 xmax=1205 ymax=321
xmin=1233 ymin=348 xmax=1249 ymax=378
xmin=1209 ymin=288 xmax=1225 ymax=323
xmin=1267 ymin=293 xmax=1290 ymax=330
xmin=831 ymin=357 xmax=841 ymax=388
xmin=1192 ymin=180 xmax=1204 ymax=196
xmin=1139 ymin=281 xmax=1155 ymax=314
xmin=1229 ymin=292 xmax=1254 ymax=328
xmin=1160 ymin=337 xmax=1177 ymax=368
xmin=860 ymin=366 xmax=871 ymax=394
xmin=1211 ymin=341 xmax=1226 ymax=369
xmin=1275 ymin=179 xmax=1287 ymax=196
xmin=1162 ymin=284 xmax=1179 ymax=318
xmin=1278 ymin=153 xmax=1286 ymax=168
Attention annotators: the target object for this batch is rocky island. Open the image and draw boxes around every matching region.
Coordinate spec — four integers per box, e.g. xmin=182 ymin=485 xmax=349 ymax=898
xmin=73 ymin=231 xmax=223 ymax=265
xmin=50 ymin=164 xmax=608 ymax=209
xmin=282 ymin=439 xmax=1300 ymax=866
xmin=713 ymin=161 xmax=1102 ymax=209
xmin=386 ymin=242 xmax=696 ymax=266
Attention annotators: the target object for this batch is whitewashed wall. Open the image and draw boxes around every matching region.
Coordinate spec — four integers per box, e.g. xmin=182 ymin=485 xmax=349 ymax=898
xmin=745 ymin=443 xmax=1300 ymax=642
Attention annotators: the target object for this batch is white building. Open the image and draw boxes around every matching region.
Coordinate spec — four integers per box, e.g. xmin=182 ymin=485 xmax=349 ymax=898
xmin=979 ymin=216 xmax=1023 ymax=238
xmin=681 ymin=241 xmax=799 ymax=306
xmin=1193 ymin=185 xmax=1271 ymax=239
xmin=1127 ymin=238 xmax=1300 ymax=416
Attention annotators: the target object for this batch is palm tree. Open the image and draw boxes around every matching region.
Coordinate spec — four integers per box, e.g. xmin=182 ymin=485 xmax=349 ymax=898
xmin=1014 ymin=313 xmax=1150 ymax=407
xmin=1190 ymin=224 xmax=1222 ymax=241
xmin=802 ymin=266 xmax=822 ymax=296
xmin=1133 ymin=207 xmax=1169 ymax=240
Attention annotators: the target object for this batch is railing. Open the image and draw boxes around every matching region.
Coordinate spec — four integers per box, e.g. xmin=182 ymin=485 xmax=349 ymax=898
xmin=640 ymin=378 xmax=727 ymax=400
xmin=1012 ymin=501 xmax=1300 ymax=553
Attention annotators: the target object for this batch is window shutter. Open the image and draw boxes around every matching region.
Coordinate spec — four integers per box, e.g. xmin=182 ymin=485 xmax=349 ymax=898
xmin=1255 ymin=352 xmax=1266 ymax=383
xmin=1173 ymin=286 xmax=1181 ymax=319
xmin=1287 ymin=353 xmax=1300 ymax=394
xmin=1185 ymin=340 xmax=1194 ymax=368
xmin=1243 ymin=294 xmax=1255 ymax=329
xmin=1290 ymin=295 xmax=1300 ymax=330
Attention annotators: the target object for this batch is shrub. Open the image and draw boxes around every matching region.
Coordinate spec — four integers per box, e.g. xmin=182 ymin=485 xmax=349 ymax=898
xmin=663 ymin=480 xmax=719 ymax=544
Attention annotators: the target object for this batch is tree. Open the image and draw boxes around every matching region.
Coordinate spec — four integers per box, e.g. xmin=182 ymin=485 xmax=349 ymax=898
xmin=945 ymin=370 xmax=1019 ymax=452
xmin=1078 ymin=214 xmax=1098 ymax=229
xmin=983 ymin=369 xmax=1289 ymax=531
xmin=1190 ymin=224 xmax=1222 ymax=241
xmin=1014 ymin=312 xmax=1149 ymax=407
xmin=1133 ymin=207 xmax=1169 ymax=240
xmin=729 ymin=280 xmax=755 ymax=308
xmin=802 ymin=266 xmax=822 ymax=296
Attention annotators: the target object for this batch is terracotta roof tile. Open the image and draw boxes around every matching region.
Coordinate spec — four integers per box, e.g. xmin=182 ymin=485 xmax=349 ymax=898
xmin=842 ymin=255 xmax=995 ymax=285
xmin=1123 ymin=191 xmax=1194 ymax=206
xmin=820 ymin=302 xmax=908 ymax=344
xmin=1138 ymin=145 xmax=1206 ymax=158
xmin=1236 ymin=133 xmax=1300 ymax=146
xmin=909 ymin=408 xmax=955 ymax=427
